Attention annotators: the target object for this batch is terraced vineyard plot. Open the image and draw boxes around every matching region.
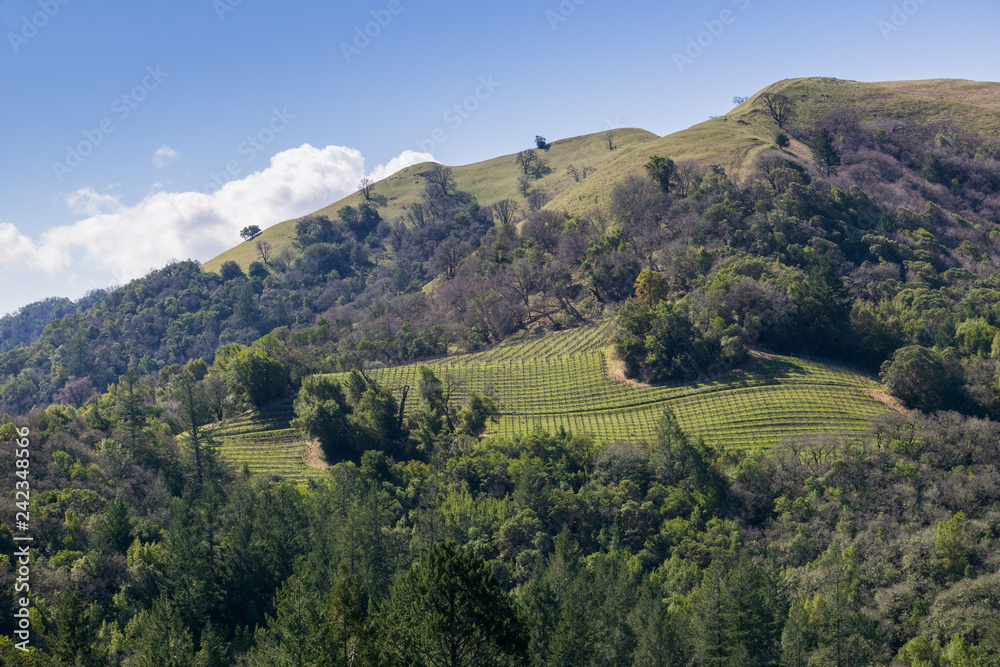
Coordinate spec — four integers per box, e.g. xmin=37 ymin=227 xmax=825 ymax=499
xmin=355 ymin=322 xmax=891 ymax=450
xmin=205 ymin=401 xmax=328 ymax=483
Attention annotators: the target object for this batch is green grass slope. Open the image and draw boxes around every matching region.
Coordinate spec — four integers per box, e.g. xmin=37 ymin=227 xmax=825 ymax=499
xmin=548 ymin=77 xmax=1000 ymax=217
xmin=203 ymin=77 xmax=1000 ymax=274
xmin=201 ymin=128 xmax=659 ymax=274
xmin=351 ymin=321 xmax=891 ymax=450
xmin=206 ymin=321 xmax=890 ymax=478
xmin=204 ymin=400 xmax=328 ymax=484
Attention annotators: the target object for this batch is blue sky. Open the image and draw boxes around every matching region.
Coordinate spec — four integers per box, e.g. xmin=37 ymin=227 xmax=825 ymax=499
xmin=0 ymin=0 xmax=997 ymax=315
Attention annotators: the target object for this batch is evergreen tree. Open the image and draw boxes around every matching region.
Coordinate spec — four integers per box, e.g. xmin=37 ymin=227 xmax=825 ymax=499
xmin=629 ymin=575 xmax=685 ymax=667
xmin=921 ymin=152 xmax=947 ymax=184
xmin=122 ymin=596 xmax=196 ymax=667
xmin=45 ymin=592 xmax=106 ymax=667
xmin=644 ymin=156 xmax=677 ymax=194
xmin=174 ymin=374 xmax=212 ymax=485
xmin=382 ymin=541 xmax=528 ymax=666
xmin=94 ymin=496 xmax=134 ymax=553
xmin=115 ymin=370 xmax=147 ymax=451
xmin=810 ymin=129 xmax=841 ymax=176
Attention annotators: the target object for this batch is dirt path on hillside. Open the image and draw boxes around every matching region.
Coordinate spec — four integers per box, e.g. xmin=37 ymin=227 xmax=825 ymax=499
xmin=303 ymin=440 xmax=330 ymax=471
xmin=866 ymin=389 xmax=913 ymax=416
xmin=602 ymin=347 xmax=654 ymax=389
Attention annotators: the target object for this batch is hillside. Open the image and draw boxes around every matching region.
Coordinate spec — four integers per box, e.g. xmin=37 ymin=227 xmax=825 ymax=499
xmin=548 ymin=77 xmax=1000 ymax=216
xmin=209 ymin=319 xmax=889 ymax=480
xmin=6 ymin=75 xmax=1000 ymax=665
xmin=201 ymin=127 xmax=659 ymax=273
xmin=348 ymin=321 xmax=890 ymax=449
xmin=204 ymin=77 xmax=1000 ymax=276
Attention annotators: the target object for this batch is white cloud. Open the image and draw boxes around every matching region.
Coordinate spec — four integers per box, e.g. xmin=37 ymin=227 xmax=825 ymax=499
xmin=369 ymin=150 xmax=436 ymax=182
xmin=0 ymin=144 xmax=436 ymax=288
xmin=152 ymin=145 xmax=180 ymax=168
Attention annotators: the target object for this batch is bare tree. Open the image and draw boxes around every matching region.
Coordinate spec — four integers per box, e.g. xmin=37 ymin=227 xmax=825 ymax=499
xmin=516 ymin=149 xmax=548 ymax=179
xmin=527 ymin=190 xmax=552 ymax=213
xmin=760 ymin=92 xmax=794 ymax=129
xmin=488 ymin=199 xmax=520 ymax=226
xmin=517 ymin=174 xmax=532 ymax=197
xmin=406 ymin=202 xmax=426 ymax=227
xmin=521 ymin=210 xmax=566 ymax=255
xmin=256 ymin=239 xmax=273 ymax=263
xmin=431 ymin=237 xmax=471 ymax=279
xmin=423 ymin=164 xmax=458 ymax=197
xmin=566 ymin=165 xmax=580 ymax=182
xmin=606 ymin=132 xmax=616 ymax=150
xmin=358 ymin=177 xmax=375 ymax=200
xmin=673 ymin=159 xmax=704 ymax=197
xmin=516 ymin=149 xmax=536 ymax=175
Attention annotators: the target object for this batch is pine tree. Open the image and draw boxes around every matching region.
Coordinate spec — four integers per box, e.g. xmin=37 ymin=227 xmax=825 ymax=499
xmin=175 ymin=374 xmax=212 ymax=485
xmin=811 ymin=129 xmax=841 ymax=176
xmin=46 ymin=592 xmax=106 ymax=667
xmin=921 ymin=152 xmax=947 ymax=184
xmin=123 ymin=596 xmax=196 ymax=667
xmin=382 ymin=541 xmax=528 ymax=666
xmin=115 ymin=370 xmax=147 ymax=451
xmin=94 ymin=496 xmax=133 ymax=553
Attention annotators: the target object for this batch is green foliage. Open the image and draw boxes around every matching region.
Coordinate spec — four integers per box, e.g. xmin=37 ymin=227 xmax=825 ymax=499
xmin=293 ymin=372 xmax=402 ymax=461
xmin=614 ymin=298 xmax=734 ymax=382
xmin=215 ymin=343 xmax=288 ymax=409
xmin=689 ymin=556 xmax=783 ymax=665
xmin=122 ymin=596 xmax=195 ymax=666
xmin=93 ymin=496 xmax=134 ymax=553
xmin=249 ymin=569 xmax=369 ymax=667
xmin=114 ymin=370 xmax=148 ymax=450
xmin=880 ymin=346 xmax=961 ymax=413
xmin=295 ymin=214 xmax=338 ymax=247
xmin=921 ymin=152 xmax=948 ymax=185
xmin=292 ymin=375 xmax=352 ymax=458
xmin=934 ymin=511 xmax=978 ymax=584
xmin=955 ymin=318 xmax=999 ymax=357
xmin=45 ymin=591 xmax=107 ymax=667
xmin=381 ymin=541 xmax=528 ymax=666
xmin=810 ymin=129 xmax=841 ymax=176
xmin=457 ymin=392 xmax=500 ymax=437
xmin=644 ymin=155 xmax=676 ymax=194
xmin=219 ymin=260 xmax=244 ymax=281
xmin=634 ymin=269 xmax=668 ymax=308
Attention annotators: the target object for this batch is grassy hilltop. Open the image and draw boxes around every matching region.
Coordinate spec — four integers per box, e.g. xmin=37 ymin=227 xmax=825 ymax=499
xmin=204 ymin=77 xmax=1000 ymax=275
xmin=201 ymin=128 xmax=658 ymax=274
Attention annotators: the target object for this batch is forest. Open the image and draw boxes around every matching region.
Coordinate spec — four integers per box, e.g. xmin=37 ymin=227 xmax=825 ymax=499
xmin=3 ymin=87 xmax=1000 ymax=664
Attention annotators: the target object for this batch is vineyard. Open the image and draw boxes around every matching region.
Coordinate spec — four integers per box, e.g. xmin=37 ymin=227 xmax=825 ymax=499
xmin=207 ymin=321 xmax=892 ymax=479
xmin=205 ymin=400 xmax=326 ymax=484
xmin=358 ymin=321 xmax=891 ymax=449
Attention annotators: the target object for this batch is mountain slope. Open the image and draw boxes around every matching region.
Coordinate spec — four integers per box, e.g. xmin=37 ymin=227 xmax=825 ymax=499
xmin=204 ymin=77 xmax=1000 ymax=276
xmin=201 ymin=128 xmax=659 ymax=273
xmin=548 ymin=77 xmax=1000 ymax=216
